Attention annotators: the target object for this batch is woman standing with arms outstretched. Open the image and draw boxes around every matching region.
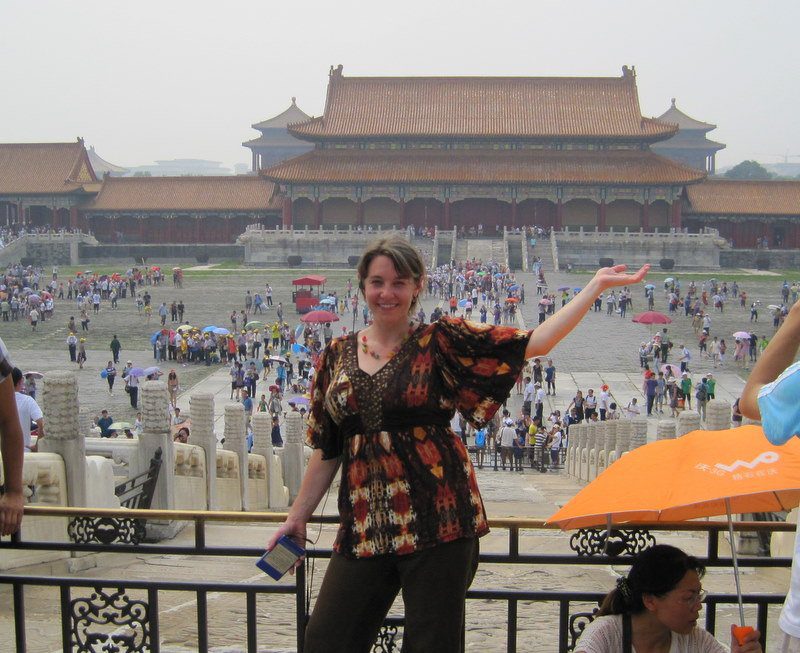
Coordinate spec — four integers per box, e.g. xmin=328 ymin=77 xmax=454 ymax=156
xmin=267 ymin=236 xmax=648 ymax=652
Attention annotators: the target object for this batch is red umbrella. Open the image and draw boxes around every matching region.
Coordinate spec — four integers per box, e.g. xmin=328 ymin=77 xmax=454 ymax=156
xmin=300 ymin=310 xmax=339 ymax=323
xmin=631 ymin=311 xmax=672 ymax=325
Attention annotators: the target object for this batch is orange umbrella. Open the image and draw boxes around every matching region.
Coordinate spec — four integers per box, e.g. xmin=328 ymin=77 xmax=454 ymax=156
xmin=548 ymin=425 xmax=800 ymax=632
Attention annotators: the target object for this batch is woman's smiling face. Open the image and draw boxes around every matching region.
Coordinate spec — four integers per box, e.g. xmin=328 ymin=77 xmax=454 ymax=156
xmin=362 ymin=255 xmax=421 ymax=324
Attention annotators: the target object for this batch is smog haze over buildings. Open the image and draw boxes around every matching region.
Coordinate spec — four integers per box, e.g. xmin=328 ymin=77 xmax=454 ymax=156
xmin=1 ymin=0 xmax=797 ymax=172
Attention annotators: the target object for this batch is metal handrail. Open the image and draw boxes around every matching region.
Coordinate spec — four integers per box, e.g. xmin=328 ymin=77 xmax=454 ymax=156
xmin=18 ymin=505 xmax=796 ymax=532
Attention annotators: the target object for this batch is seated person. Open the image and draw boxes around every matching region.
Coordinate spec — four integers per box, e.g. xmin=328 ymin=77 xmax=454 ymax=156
xmin=576 ymin=544 xmax=761 ymax=653
xmin=173 ymin=426 xmax=190 ymax=444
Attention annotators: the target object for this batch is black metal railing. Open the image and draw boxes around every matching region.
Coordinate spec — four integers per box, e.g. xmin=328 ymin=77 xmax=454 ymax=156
xmin=0 ymin=506 xmax=793 ymax=652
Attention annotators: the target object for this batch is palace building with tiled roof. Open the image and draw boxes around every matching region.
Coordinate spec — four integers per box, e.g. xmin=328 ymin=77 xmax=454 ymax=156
xmin=0 ymin=139 xmax=99 ymax=230
xmin=684 ymin=179 xmax=800 ymax=248
xmin=82 ymin=175 xmax=282 ymax=243
xmin=263 ymin=65 xmax=706 ymax=232
xmin=243 ymin=98 xmax=314 ymax=171
xmin=651 ymin=99 xmax=725 ymax=174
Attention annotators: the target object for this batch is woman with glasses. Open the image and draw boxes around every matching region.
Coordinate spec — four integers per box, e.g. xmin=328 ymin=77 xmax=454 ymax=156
xmin=576 ymin=544 xmax=761 ymax=653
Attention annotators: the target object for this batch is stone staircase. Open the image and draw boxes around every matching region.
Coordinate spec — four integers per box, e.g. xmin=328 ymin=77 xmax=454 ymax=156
xmin=530 ymin=237 xmax=555 ymax=273
xmin=464 ymin=238 xmax=504 ymax=265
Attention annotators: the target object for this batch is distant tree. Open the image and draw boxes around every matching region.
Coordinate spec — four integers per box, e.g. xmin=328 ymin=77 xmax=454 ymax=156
xmin=724 ymin=160 xmax=773 ymax=180
xmin=133 ymin=171 xmax=152 ymax=177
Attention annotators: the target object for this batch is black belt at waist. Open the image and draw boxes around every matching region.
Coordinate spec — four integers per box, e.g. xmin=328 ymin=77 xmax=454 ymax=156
xmin=339 ymin=412 xmax=452 ymax=439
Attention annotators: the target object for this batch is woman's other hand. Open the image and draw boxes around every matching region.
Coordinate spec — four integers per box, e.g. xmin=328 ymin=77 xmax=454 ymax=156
xmin=591 ymin=264 xmax=650 ymax=292
xmin=731 ymin=624 xmax=762 ymax=653
xmin=0 ymin=489 xmax=24 ymax=536
xmin=265 ymin=518 xmax=308 ymax=575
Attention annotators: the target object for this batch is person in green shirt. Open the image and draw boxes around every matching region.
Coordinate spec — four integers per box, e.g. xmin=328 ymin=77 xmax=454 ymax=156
xmin=680 ymin=372 xmax=693 ymax=410
xmin=705 ymin=373 xmax=716 ymax=399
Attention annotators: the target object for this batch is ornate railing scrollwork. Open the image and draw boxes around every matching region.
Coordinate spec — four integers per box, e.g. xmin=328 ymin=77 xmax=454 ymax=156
xmin=68 ymin=516 xmax=146 ymax=545
xmin=372 ymin=623 xmax=401 ymax=652
xmin=569 ymin=528 xmax=656 ymax=557
xmin=70 ymin=587 xmax=150 ymax=652
xmin=567 ymin=605 xmax=600 ymax=652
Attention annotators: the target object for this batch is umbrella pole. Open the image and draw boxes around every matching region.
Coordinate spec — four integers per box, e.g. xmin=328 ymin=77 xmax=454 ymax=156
xmin=725 ymin=498 xmax=747 ymax=625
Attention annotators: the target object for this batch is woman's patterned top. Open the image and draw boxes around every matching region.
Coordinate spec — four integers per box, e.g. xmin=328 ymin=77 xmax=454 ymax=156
xmin=307 ymin=317 xmax=531 ymax=559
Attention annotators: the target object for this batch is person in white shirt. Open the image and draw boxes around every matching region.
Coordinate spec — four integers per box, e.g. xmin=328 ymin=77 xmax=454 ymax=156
xmin=598 ymin=385 xmax=610 ymax=421
xmin=534 ymin=382 xmax=546 ymax=421
xmin=624 ymin=397 xmax=641 ymax=419
xmin=522 ymin=377 xmax=534 ymax=415
xmin=12 ymin=367 xmax=43 ymax=451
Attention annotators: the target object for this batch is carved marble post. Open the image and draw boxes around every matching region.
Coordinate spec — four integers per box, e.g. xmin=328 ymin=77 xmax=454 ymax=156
xmin=283 ymin=411 xmax=306 ymax=503
xmin=657 ymin=419 xmax=677 ymax=440
xmin=604 ymin=419 xmax=618 ymax=466
xmin=615 ymin=420 xmax=635 ymax=458
xmin=585 ymin=422 xmax=598 ymax=482
xmin=568 ymin=423 xmax=583 ymax=478
xmin=706 ymin=399 xmax=732 ymax=431
xmin=223 ymin=403 xmax=248 ymax=511
xmin=677 ymin=410 xmax=701 ymax=437
xmin=613 ymin=419 xmax=630 ymax=462
xmin=594 ymin=422 xmax=608 ymax=478
xmin=252 ymin=412 xmax=289 ymax=509
xmin=631 ymin=417 xmax=648 ymax=450
xmin=39 ymin=371 xmax=86 ymax=507
xmin=189 ymin=393 xmax=216 ymax=510
xmin=139 ymin=380 xmax=175 ymax=506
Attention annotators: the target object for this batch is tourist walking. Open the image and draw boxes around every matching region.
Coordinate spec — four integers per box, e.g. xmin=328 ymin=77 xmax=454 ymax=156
xmin=104 ymin=361 xmax=117 ymax=395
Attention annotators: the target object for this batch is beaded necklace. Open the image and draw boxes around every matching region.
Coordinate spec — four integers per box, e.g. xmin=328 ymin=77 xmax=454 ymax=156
xmin=360 ymin=321 xmax=415 ymax=360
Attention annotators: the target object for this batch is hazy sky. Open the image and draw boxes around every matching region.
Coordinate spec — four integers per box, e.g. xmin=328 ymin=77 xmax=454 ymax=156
xmin=2 ymin=0 xmax=797 ymax=171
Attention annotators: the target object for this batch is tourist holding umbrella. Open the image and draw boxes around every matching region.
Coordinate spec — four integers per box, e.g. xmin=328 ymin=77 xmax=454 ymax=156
xmin=741 ymin=299 xmax=800 ymax=649
xmin=574 ymin=545 xmax=762 ymax=653
xmin=266 ymin=235 xmax=648 ymax=653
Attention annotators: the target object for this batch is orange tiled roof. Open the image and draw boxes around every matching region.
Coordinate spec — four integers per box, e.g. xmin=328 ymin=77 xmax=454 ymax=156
xmin=289 ymin=68 xmax=677 ymax=141
xmin=687 ymin=180 xmax=800 ymax=216
xmin=86 ymin=176 xmax=281 ymax=212
xmin=263 ymin=149 xmax=705 ymax=186
xmin=0 ymin=140 xmax=97 ymax=194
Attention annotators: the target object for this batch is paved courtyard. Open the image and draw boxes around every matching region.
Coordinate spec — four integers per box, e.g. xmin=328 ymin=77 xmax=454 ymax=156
xmin=2 ymin=248 xmax=797 ymax=651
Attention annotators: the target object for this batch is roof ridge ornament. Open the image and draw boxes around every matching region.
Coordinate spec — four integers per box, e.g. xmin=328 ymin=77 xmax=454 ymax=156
xmin=621 ymin=65 xmax=636 ymax=78
xmin=329 ymin=64 xmax=343 ymax=78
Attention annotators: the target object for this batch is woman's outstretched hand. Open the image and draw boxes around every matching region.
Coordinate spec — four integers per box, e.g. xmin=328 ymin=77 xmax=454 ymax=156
xmin=591 ymin=264 xmax=650 ymax=291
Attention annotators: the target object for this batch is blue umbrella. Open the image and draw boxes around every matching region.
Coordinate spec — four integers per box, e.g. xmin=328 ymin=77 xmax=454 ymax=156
xmin=213 ymin=327 xmax=230 ymax=336
xmin=644 ymin=284 xmax=656 ymax=290
xmin=291 ymin=343 xmax=309 ymax=354
xmin=128 ymin=367 xmax=146 ymax=378
xmin=202 ymin=326 xmax=218 ymax=334
xmin=557 ymin=286 xmax=571 ymax=292
xmin=295 ymin=324 xmax=305 ymax=340
xmin=457 ymin=298 xmax=471 ymax=308
xmin=573 ymin=287 xmax=582 ymax=293
xmin=508 ymin=284 xmax=520 ymax=292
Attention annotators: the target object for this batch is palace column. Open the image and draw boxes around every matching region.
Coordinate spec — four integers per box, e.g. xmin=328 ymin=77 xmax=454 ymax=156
xmin=195 ymin=215 xmax=202 ymax=243
xmin=252 ymin=151 xmax=258 ymax=172
xmin=224 ymin=217 xmax=232 ymax=242
xmin=555 ymin=199 xmax=563 ymax=230
xmin=443 ymin=199 xmax=451 ymax=230
xmin=281 ymin=197 xmax=292 ymax=229
xmin=166 ymin=215 xmax=174 ymax=243
xmin=598 ymin=200 xmax=607 ymax=231
xmin=641 ymin=201 xmax=650 ymax=232
xmin=51 ymin=207 xmax=59 ymax=230
xmin=356 ymin=198 xmax=364 ymax=228
xmin=510 ymin=199 xmax=517 ymax=229
xmin=314 ymin=198 xmax=322 ymax=229
xmin=69 ymin=207 xmax=79 ymax=230
xmin=399 ymin=198 xmax=406 ymax=228
xmin=670 ymin=199 xmax=682 ymax=231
